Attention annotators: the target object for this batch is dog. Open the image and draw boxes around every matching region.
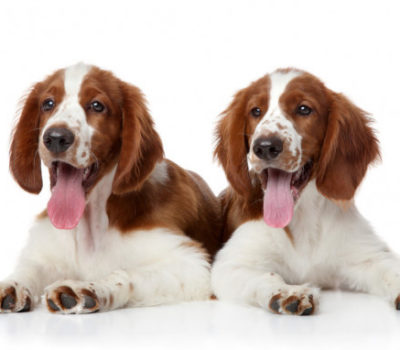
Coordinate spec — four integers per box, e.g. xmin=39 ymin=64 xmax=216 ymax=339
xmin=211 ymin=68 xmax=400 ymax=315
xmin=0 ymin=63 xmax=220 ymax=314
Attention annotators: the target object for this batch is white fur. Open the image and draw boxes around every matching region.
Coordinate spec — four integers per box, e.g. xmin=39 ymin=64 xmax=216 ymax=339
xmin=1 ymin=163 xmax=211 ymax=313
xmin=148 ymin=160 xmax=169 ymax=185
xmin=39 ymin=63 xmax=94 ymax=167
xmin=249 ymin=70 xmax=303 ymax=172
xmin=211 ymin=181 xmax=400 ymax=312
xmin=8 ymin=221 xmax=211 ymax=311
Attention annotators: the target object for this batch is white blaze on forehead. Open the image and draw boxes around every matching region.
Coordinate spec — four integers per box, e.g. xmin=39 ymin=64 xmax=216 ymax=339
xmin=64 ymin=63 xmax=91 ymax=97
xmin=268 ymin=70 xmax=302 ymax=115
xmin=41 ymin=63 xmax=94 ymax=167
xmin=250 ymin=70 xmax=304 ymax=172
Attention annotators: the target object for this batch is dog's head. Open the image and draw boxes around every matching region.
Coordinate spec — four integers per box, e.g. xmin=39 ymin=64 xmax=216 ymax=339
xmin=10 ymin=63 xmax=163 ymax=229
xmin=215 ymin=68 xmax=379 ymax=228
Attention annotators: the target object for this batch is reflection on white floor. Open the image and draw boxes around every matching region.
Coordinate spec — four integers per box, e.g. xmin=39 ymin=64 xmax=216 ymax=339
xmin=1 ymin=291 xmax=400 ymax=350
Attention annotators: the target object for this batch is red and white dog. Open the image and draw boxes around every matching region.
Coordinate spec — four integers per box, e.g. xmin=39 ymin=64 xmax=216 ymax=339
xmin=212 ymin=68 xmax=400 ymax=315
xmin=1 ymin=63 xmax=220 ymax=313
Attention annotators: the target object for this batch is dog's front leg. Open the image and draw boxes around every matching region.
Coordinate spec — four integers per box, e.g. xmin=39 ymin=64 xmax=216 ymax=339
xmin=334 ymin=214 xmax=400 ymax=309
xmin=0 ymin=260 xmax=59 ymax=312
xmin=44 ymin=270 xmax=132 ymax=314
xmin=211 ymin=220 xmax=319 ymax=315
xmin=0 ymin=218 xmax=76 ymax=312
xmin=44 ymin=230 xmax=212 ymax=314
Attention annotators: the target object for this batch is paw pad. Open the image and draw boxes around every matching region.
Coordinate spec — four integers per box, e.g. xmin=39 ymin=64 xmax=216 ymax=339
xmin=269 ymin=292 xmax=315 ymax=316
xmin=46 ymin=285 xmax=99 ymax=314
xmin=0 ymin=284 xmax=32 ymax=312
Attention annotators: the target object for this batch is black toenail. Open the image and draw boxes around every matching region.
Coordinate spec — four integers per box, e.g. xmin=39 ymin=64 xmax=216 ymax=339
xmin=19 ymin=296 xmax=31 ymax=312
xmin=47 ymin=299 xmax=60 ymax=311
xmin=60 ymin=293 xmax=77 ymax=309
xmin=285 ymin=300 xmax=300 ymax=313
xmin=269 ymin=296 xmax=281 ymax=313
xmin=301 ymin=307 xmax=313 ymax=316
xmin=83 ymin=295 xmax=96 ymax=309
xmin=1 ymin=294 xmax=15 ymax=310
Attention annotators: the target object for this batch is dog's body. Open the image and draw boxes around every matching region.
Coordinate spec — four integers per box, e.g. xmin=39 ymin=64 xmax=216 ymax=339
xmin=212 ymin=69 xmax=400 ymax=315
xmin=0 ymin=63 xmax=220 ymax=313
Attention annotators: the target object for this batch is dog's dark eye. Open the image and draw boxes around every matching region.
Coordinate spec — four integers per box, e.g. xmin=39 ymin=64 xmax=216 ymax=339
xmin=251 ymin=107 xmax=262 ymax=117
xmin=42 ymin=98 xmax=55 ymax=112
xmin=91 ymin=101 xmax=105 ymax=113
xmin=296 ymin=105 xmax=312 ymax=116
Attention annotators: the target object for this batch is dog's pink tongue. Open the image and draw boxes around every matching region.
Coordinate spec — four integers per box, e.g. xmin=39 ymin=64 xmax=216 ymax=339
xmin=47 ymin=163 xmax=86 ymax=230
xmin=263 ymin=168 xmax=294 ymax=228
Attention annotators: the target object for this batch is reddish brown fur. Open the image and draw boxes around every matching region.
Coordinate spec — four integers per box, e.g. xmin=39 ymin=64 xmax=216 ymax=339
xmin=10 ymin=65 xmax=222 ymax=258
xmin=315 ymin=92 xmax=380 ymax=200
xmin=215 ymin=69 xmax=380 ymax=241
xmin=10 ymin=70 xmax=65 ymax=193
xmin=214 ymin=75 xmax=271 ymax=197
xmin=106 ymin=160 xmax=222 ymax=256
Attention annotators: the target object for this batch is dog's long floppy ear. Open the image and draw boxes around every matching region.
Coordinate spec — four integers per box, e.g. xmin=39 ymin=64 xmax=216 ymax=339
xmin=214 ymin=89 xmax=252 ymax=197
xmin=10 ymin=83 xmax=43 ymax=194
xmin=316 ymin=92 xmax=380 ymax=200
xmin=112 ymin=82 xmax=164 ymax=195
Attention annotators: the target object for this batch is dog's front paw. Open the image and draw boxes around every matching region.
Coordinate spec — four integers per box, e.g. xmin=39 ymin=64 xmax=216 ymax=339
xmin=268 ymin=285 xmax=319 ymax=316
xmin=0 ymin=281 xmax=32 ymax=313
xmin=45 ymin=281 xmax=99 ymax=314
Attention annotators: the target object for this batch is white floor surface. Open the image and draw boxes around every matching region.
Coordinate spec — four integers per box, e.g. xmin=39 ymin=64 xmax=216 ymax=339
xmin=1 ymin=290 xmax=400 ymax=350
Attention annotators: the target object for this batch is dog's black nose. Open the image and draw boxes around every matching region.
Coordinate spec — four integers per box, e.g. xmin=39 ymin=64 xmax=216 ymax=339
xmin=253 ymin=136 xmax=283 ymax=160
xmin=43 ymin=128 xmax=75 ymax=154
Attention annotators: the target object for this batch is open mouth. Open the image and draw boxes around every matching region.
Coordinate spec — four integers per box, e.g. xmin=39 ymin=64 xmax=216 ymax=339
xmin=260 ymin=160 xmax=313 ymax=201
xmin=50 ymin=161 xmax=99 ymax=191
xmin=48 ymin=161 xmax=99 ymax=230
xmin=259 ymin=160 xmax=313 ymax=228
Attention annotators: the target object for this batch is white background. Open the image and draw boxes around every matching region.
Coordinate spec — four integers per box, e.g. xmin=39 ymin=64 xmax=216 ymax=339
xmin=1 ymin=0 xmax=400 ymax=349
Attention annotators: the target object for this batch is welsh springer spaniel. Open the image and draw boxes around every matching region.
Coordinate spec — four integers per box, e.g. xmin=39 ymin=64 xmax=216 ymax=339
xmin=211 ymin=68 xmax=400 ymax=315
xmin=1 ymin=63 xmax=220 ymax=313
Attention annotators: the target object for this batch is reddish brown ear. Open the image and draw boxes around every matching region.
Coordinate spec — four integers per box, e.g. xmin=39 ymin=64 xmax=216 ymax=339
xmin=9 ymin=84 xmax=43 ymax=194
xmin=316 ymin=92 xmax=380 ymax=200
xmin=112 ymin=82 xmax=164 ymax=194
xmin=214 ymin=89 xmax=252 ymax=197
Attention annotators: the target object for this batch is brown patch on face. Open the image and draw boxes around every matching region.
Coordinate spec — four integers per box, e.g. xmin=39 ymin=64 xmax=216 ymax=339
xmin=129 ymin=283 xmax=134 ymax=293
xmin=214 ymin=74 xmax=271 ymax=197
xmin=10 ymin=69 xmax=65 ymax=194
xmin=279 ymin=74 xmax=330 ymax=171
xmin=280 ymin=73 xmax=379 ymax=200
xmin=76 ymin=66 xmax=166 ymax=195
xmin=37 ymin=71 xmax=67 ymax=130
